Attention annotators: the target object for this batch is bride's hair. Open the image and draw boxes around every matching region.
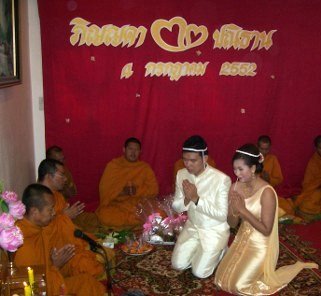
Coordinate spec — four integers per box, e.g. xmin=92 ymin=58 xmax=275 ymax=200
xmin=233 ymin=143 xmax=264 ymax=173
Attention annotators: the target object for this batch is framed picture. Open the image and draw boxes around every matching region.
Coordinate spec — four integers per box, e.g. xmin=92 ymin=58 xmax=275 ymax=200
xmin=0 ymin=0 xmax=20 ymax=88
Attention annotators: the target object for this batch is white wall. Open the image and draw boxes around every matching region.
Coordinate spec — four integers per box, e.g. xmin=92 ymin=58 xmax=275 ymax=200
xmin=0 ymin=0 xmax=45 ymax=196
xmin=28 ymin=0 xmax=46 ymax=172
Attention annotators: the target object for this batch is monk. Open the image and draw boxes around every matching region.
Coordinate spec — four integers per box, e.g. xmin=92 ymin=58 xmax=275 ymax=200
xmin=37 ymin=159 xmax=106 ymax=276
xmin=257 ymin=135 xmax=294 ymax=216
xmin=44 ymin=150 xmax=100 ymax=232
xmin=15 ymin=184 xmax=105 ymax=296
xmin=295 ymin=135 xmax=321 ymax=221
xmin=38 ymin=158 xmax=85 ymax=220
xmin=96 ymin=137 xmax=159 ymax=228
xmin=46 ymin=145 xmax=77 ymax=200
xmin=257 ymin=135 xmax=283 ymax=187
xmin=173 ymin=155 xmax=216 ymax=190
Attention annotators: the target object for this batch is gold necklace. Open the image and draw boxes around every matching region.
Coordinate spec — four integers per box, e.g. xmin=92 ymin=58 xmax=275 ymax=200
xmin=242 ymin=182 xmax=257 ymax=198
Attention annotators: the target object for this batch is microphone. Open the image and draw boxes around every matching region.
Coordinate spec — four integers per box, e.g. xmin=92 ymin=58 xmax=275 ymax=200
xmin=74 ymin=229 xmax=102 ymax=252
xmin=74 ymin=229 xmax=113 ymax=296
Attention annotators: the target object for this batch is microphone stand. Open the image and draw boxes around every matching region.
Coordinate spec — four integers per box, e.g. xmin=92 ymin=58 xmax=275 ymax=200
xmin=88 ymin=239 xmax=136 ymax=295
xmin=74 ymin=229 xmax=117 ymax=295
xmin=89 ymin=243 xmax=113 ymax=296
xmin=99 ymin=246 xmax=113 ymax=296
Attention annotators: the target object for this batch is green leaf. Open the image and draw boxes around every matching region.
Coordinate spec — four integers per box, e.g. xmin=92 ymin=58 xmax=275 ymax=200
xmin=94 ymin=233 xmax=107 ymax=239
xmin=0 ymin=181 xmax=4 ymax=194
xmin=0 ymin=199 xmax=9 ymax=213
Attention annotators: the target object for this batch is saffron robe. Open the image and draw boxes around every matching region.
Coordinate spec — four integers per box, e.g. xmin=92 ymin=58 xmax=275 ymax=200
xmin=15 ymin=218 xmax=105 ymax=296
xmin=214 ymin=185 xmax=318 ymax=295
xmin=50 ymin=191 xmax=105 ymax=277
xmin=295 ymin=152 xmax=321 ymax=217
xmin=96 ymin=156 xmax=159 ymax=227
xmin=53 ymin=190 xmax=68 ymax=213
xmin=261 ymin=154 xmax=294 ymax=215
xmin=54 ymin=185 xmax=100 ymax=233
xmin=261 ymin=154 xmax=283 ymax=187
xmin=61 ymin=165 xmax=77 ymax=199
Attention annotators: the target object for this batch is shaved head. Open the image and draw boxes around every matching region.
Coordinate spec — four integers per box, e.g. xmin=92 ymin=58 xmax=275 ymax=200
xmin=22 ymin=184 xmax=53 ymax=214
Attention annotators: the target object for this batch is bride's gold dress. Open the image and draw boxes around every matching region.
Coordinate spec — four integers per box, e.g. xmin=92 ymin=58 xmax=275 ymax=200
xmin=214 ymin=185 xmax=318 ymax=295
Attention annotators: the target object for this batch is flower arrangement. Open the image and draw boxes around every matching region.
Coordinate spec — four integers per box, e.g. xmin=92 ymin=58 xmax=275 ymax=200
xmin=0 ymin=183 xmax=25 ymax=252
xmin=142 ymin=212 xmax=187 ymax=244
xmin=95 ymin=229 xmax=133 ymax=247
xmin=138 ymin=196 xmax=187 ymax=244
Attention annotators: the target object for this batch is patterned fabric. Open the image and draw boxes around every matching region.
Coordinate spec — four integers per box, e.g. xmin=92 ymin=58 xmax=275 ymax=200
xmin=113 ymin=227 xmax=321 ymax=296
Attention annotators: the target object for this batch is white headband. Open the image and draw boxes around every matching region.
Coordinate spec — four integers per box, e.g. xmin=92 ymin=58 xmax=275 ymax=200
xmin=236 ymin=150 xmax=264 ymax=163
xmin=183 ymin=147 xmax=208 ymax=152
xmin=236 ymin=150 xmax=259 ymax=157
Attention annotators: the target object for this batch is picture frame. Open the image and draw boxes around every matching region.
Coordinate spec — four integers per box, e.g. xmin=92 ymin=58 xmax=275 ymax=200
xmin=0 ymin=0 xmax=20 ymax=88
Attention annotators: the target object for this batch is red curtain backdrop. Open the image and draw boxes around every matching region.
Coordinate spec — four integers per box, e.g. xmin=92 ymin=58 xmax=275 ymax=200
xmin=38 ymin=0 xmax=321 ymax=210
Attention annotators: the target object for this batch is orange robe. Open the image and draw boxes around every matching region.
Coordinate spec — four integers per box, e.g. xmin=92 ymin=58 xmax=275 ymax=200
xmin=50 ymin=191 xmax=105 ymax=277
xmin=53 ymin=190 xmax=68 ymax=213
xmin=172 ymin=156 xmax=216 ymax=189
xmin=96 ymin=156 xmax=159 ymax=227
xmin=61 ymin=165 xmax=77 ymax=200
xmin=15 ymin=218 xmax=105 ymax=296
xmin=55 ymin=182 xmax=100 ymax=233
xmin=295 ymin=152 xmax=321 ymax=217
xmin=260 ymin=154 xmax=294 ymax=215
xmin=261 ymin=154 xmax=283 ymax=187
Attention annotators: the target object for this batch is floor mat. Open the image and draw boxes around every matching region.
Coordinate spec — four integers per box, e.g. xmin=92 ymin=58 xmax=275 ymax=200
xmin=110 ymin=224 xmax=321 ymax=296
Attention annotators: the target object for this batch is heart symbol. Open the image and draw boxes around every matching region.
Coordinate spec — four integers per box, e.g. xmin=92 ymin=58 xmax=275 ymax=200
xmin=151 ymin=16 xmax=187 ymax=52
xmin=185 ymin=24 xmax=208 ymax=48
xmin=151 ymin=17 xmax=208 ymax=52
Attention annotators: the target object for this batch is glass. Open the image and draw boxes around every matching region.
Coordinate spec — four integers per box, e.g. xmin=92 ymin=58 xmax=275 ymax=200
xmin=32 ymin=275 xmax=47 ymax=295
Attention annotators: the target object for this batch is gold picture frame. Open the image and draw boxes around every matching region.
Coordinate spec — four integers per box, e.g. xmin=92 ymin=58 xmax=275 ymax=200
xmin=0 ymin=0 xmax=20 ymax=88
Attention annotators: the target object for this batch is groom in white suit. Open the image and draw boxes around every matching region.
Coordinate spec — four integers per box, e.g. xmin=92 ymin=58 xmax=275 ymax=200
xmin=171 ymin=135 xmax=231 ymax=278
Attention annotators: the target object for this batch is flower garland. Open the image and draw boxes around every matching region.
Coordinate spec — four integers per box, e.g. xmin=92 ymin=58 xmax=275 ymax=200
xmin=0 ymin=184 xmax=25 ymax=252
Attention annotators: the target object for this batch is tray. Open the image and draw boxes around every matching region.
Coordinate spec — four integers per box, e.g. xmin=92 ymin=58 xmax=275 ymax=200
xmin=120 ymin=242 xmax=154 ymax=256
xmin=146 ymin=240 xmax=175 ymax=246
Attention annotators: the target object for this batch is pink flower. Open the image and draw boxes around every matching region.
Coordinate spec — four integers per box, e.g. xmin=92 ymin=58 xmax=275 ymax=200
xmin=143 ymin=222 xmax=152 ymax=232
xmin=161 ymin=217 xmax=173 ymax=227
xmin=0 ymin=226 xmax=24 ymax=252
xmin=1 ymin=191 xmax=18 ymax=203
xmin=148 ymin=213 xmax=162 ymax=223
xmin=174 ymin=214 xmax=187 ymax=224
xmin=8 ymin=201 xmax=26 ymax=220
xmin=0 ymin=213 xmax=15 ymax=229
